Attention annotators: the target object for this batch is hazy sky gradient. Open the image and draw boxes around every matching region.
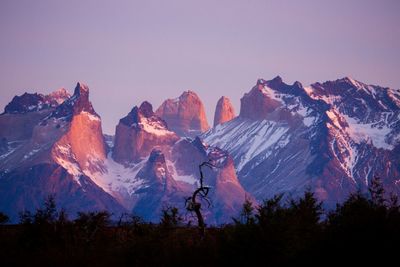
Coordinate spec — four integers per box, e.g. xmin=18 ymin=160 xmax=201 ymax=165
xmin=1 ymin=0 xmax=399 ymax=133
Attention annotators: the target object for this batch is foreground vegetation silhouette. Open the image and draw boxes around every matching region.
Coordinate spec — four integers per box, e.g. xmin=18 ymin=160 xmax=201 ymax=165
xmin=0 ymin=177 xmax=399 ymax=266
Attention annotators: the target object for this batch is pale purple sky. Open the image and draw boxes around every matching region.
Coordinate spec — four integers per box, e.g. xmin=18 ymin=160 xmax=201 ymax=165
xmin=1 ymin=0 xmax=399 ymax=134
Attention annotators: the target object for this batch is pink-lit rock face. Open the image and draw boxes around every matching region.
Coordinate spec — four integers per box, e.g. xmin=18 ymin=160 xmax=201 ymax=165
xmin=239 ymin=78 xmax=283 ymax=120
xmin=155 ymin=90 xmax=209 ymax=137
xmin=49 ymin=82 xmax=98 ymax=121
xmin=213 ymin=96 xmax=235 ymax=126
xmin=46 ymin=88 xmax=71 ymax=105
xmin=50 ymin=82 xmax=107 ymax=173
xmin=29 ymin=82 xmax=107 ymax=173
xmin=52 ymin=111 xmax=106 ymax=173
xmin=113 ymin=101 xmax=179 ymax=164
xmin=0 ymin=83 xmax=126 ymax=221
xmin=212 ymin=155 xmax=248 ymax=222
xmin=171 ymin=137 xmax=249 ymax=224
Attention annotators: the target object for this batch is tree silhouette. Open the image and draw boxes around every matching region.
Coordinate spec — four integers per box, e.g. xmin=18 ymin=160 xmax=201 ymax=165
xmin=0 ymin=212 xmax=8 ymax=224
xmin=74 ymin=211 xmax=111 ymax=244
xmin=234 ymin=195 xmax=255 ymax=225
xmin=161 ymin=206 xmax=182 ymax=228
xmin=34 ymin=194 xmax=58 ymax=225
xmin=185 ymin=161 xmax=214 ymax=237
xmin=369 ymin=176 xmax=385 ymax=206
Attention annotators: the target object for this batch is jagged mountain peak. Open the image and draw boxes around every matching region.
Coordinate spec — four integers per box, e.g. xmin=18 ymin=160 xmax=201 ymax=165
xmin=71 ymin=82 xmax=90 ymax=102
xmin=49 ymin=82 xmax=98 ymax=120
xmin=136 ymin=148 xmax=178 ymax=192
xmin=317 ymin=76 xmax=364 ymax=89
xmin=254 ymin=77 xmax=309 ymax=98
xmin=139 ymin=149 xmax=172 ymax=185
xmin=179 ymin=90 xmax=199 ymax=99
xmin=2 ymin=76 xmax=399 ymax=224
xmin=155 ymin=90 xmax=209 ymax=137
xmin=240 ymin=77 xmax=290 ymax=120
xmin=69 ymin=82 xmax=94 ymax=112
xmin=258 ymin=75 xmax=284 ymax=86
xmin=3 ymin=88 xmax=71 ymax=114
xmin=47 ymin=88 xmax=71 ymax=104
xmin=4 ymin=93 xmax=45 ymax=114
xmin=308 ymin=77 xmax=400 ymax=116
xmin=274 ymin=75 xmax=283 ymax=81
xmin=270 ymin=75 xmax=284 ymax=84
xmin=340 ymin=76 xmax=357 ymax=83
xmin=293 ymin=80 xmax=303 ymax=88
xmin=113 ymin=100 xmax=179 ymax=164
xmin=148 ymin=149 xmax=165 ymax=165
xmin=139 ymin=101 xmax=154 ymax=117
xmin=214 ymin=96 xmax=235 ymax=126
xmin=204 ymin=76 xmax=400 ymax=208
xmin=74 ymin=82 xmax=90 ymax=95
xmin=119 ymin=101 xmax=169 ymax=130
xmin=52 ymin=87 xmax=69 ymax=94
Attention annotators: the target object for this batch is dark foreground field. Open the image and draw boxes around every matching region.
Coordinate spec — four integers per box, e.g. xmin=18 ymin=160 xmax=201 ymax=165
xmin=0 ymin=178 xmax=399 ymax=267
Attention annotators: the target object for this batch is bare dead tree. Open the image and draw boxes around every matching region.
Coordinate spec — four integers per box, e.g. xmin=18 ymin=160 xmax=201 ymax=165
xmin=185 ymin=161 xmax=214 ymax=237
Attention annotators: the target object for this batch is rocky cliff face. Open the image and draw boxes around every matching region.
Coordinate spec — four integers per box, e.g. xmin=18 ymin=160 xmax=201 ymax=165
xmin=155 ymin=90 xmax=209 ymax=137
xmin=3 ymin=88 xmax=70 ymax=114
xmin=213 ymin=96 xmax=235 ymax=126
xmin=113 ymin=101 xmax=179 ymax=164
xmin=132 ymin=149 xmax=185 ymax=221
xmin=0 ymin=89 xmax=70 ymax=141
xmin=0 ymin=163 xmax=124 ymax=222
xmin=0 ymin=83 xmax=124 ymax=221
xmin=0 ymin=84 xmax=251 ymax=224
xmin=239 ymin=77 xmax=285 ymax=120
xmin=203 ymin=77 xmax=400 ymax=207
xmin=3 ymin=76 xmax=399 ymax=222
xmin=171 ymin=137 xmax=248 ymax=224
xmin=110 ymin=102 xmax=249 ymax=223
xmin=51 ymin=83 xmax=107 ymax=174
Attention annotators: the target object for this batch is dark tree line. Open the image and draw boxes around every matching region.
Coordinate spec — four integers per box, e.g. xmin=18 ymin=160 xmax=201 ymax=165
xmin=0 ymin=177 xmax=399 ymax=266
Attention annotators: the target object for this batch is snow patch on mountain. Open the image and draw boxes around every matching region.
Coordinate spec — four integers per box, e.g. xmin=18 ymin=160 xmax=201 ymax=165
xmin=0 ymin=141 xmax=22 ymax=160
xmin=84 ymin=153 xmax=147 ymax=197
xmin=343 ymin=114 xmax=393 ymax=150
xmin=53 ymin=144 xmax=82 ymax=185
xmin=297 ymin=106 xmax=317 ymax=127
xmin=260 ymin=85 xmax=285 ymax=104
xmin=141 ymin=117 xmax=175 ymax=136
xmin=81 ymin=111 xmax=100 ymax=122
xmin=203 ymin=119 xmax=291 ymax=171
xmin=326 ymin=110 xmax=342 ymax=128
xmin=23 ymin=148 xmax=41 ymax=160
xmin=166 ymin=160 xmax=197 ymax=185
xmin=57 ymin=158 xmax=82 ymax=185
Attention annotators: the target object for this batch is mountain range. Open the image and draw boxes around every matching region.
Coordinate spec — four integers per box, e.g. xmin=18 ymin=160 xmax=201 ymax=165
xmin=1 ymin=76 xmax=399 ymax=223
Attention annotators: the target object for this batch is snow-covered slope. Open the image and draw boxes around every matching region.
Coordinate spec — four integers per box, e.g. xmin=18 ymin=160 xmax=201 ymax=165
xmin=203 ymin=77 xmax=400 ymax=206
